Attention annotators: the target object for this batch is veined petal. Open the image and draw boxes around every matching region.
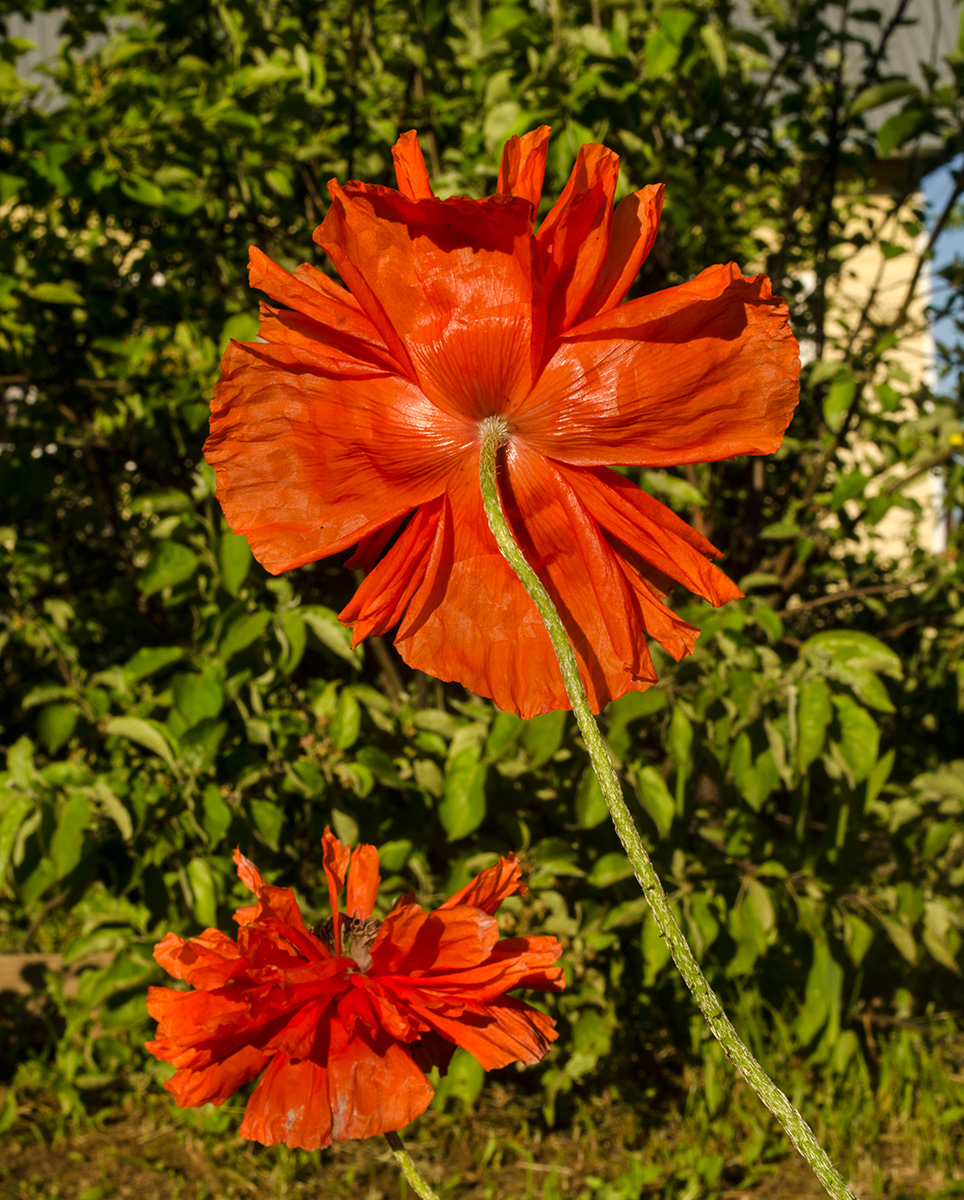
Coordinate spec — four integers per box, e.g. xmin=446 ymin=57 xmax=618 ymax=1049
xmin=240 ymin=1053 xmax=333 ymax=1150
xmin=573 ymin=184 xmax=665 ymax=322
xmin=497 ymin=125 xmax=551 ymax=214
xmin=346 ymin=843 xmax=381 ymax=919
xmin=440 ymin=854 xmax=525 ymax=914
xmin=514 ymin=264 xmax=800 ymax=466
xmin=501 ymin=444 xmax=659 ymax=711
xmin=248 ymin=247 xmax=397 ymax=369
xmin=485 ymin=936 xmax=566 ymax=993
xmin=535 ymin=143 xmax=619 ymax=340
xmin=205 ymin=340 xmax=465 ymax=574
xmin=371 ymin=904 xmax=500 ymax=975
xmin=322 ymin=826 xmax=351 ymax=954
xmin=392 ymin=130 xmax=434 ymax=200
xmin=557 ymin=463 xmax=742 ymax=606
xmin=389 ymin=467 xmax=572 ymax=718
xmin=412 ymin=995 xmax=557 ymax=1070
xmin=318 ymin=181 xmax=545 ymax=419
xmin=338 ymin=499 xmax=444 ymax=643
xmin=152 ymin=929 xmax=244 ymax=989
xmin=163 ymin=1043 xmax=269 ymax=1108
xmin=326 ymin=1028 xmax=434 ymax=1142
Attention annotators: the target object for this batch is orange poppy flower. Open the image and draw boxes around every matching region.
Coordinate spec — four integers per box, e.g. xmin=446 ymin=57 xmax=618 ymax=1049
xmin=146 ymin=829 xmax=563 ymax=1150
xmin=206 ymin=128 xmax=799 ymax=719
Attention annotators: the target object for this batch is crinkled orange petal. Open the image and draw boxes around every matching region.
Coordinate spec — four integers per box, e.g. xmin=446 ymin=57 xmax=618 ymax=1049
xmin=318 ymin=181 xmax=545 ymax=419
xmin=559 ymin=463 xmax=742 ymax=607
xmin=346 ymin=844 xmax=381 ymax=919
xmin=502 ymin=443 xmax=660 ymax=709
xmin=484 ymin=936 xmax=566 ymax=992
xmin=411 ymin=995 xmax=557 ymax=1070
xmin=248 ymin=247 xmax=396 ymax=369
xmin=440 ymin=854 xmax=525 ymax=914
xmin=240 ymin=1052 xmax=333 ymax=1150
xmin=326 ymin=1029 xmax=434 ymax=1142
xmin=388 ymin=469 xmax=571 ymax=718
xmin=163 ymin=1043 xmax=270 ymax=1108
xmin=338 ymin=499 xmax=443 ymax=643
xmin=205 ymin=340 xmax=459 ymax=574
xmin=497 ymin=125 xmax=551 ymax=214
xmin=371 ymin=905 xmax=500 ymax=975
xmin=574 ymin=184 xmax=665 ymax=322
xmin=514 ymin=263 xmax=800 ymax=466
xmin=233 ymin=848 xmax=265 ymax=895
xmin=322 ymin=826 xmax=351 ymax=954
xmin=392 ymin=130 xmax=434 ymax=200
xmin=152 ymin=929 xmax=243 ymax=989
xmin=535 ymin=142 xmax=619 ymax=340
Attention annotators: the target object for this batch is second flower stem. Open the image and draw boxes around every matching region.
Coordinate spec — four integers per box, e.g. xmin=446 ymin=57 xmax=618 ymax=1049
xmin=477 ymin=421 xmax=857 ymax=1200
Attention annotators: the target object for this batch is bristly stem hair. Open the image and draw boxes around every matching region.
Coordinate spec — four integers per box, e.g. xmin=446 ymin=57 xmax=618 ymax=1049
xmin=477 ymin=423 xmax=859 ymax=1200
xmin=385 ymin=1130 xmax=441 ymax=1200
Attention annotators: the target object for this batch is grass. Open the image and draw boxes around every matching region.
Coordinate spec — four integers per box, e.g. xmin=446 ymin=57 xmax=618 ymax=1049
xmin=1 ymin=1023 xmax=963 ymax=1200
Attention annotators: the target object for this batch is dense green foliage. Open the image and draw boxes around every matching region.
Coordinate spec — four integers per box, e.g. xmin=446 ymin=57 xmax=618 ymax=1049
xmin=1 ymin=0 xmax=963 ymax=1180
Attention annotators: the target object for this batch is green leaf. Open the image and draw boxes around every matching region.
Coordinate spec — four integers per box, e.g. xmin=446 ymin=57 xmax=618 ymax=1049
xmin=878 ymin=108 xmax=926 ymax=157
xmin=219 ymin=609 xmax=271 ymax=659
xmin=802 ymin=630 xmax=903 ymax=678
xmin=878 ymin=913 xmax=917 ymax=964
xmin=700 ymin=23 xmax=727 ymax=74
xmin=187 ymin=857 xmax=218 ymax=928
xmin=634 ymin=765 xmax=675 ymax=835
xmin=644 ymin=29 xmax=680 ymax=78
xmin=798 ymin=679 xmax=832 ymax=772
xmin=587 ymin=852 xmax=634 ymax=888
xmin=0 ymin=172 xmax=27 ymax=203
xmin=329 ymin=690 xmax=362 ymax=751
xmin=833 ymin=696 xmax=879 ymax=783
xmin=120 ymin=175 xmax=166 ymax=206
xmin=49 ymin=792 xmax=90 ymax=878
xmin=37 ymin=704 xmax=77 ymax=754
xmin=658 ymin=7 xmax=696 ymax=42
xmin=521 ymin=710 xmax=566 ymax=767
xmin=121 ymin=646 xmax=184 ymax=683
xmin=438 ymin=747 xmax=487 ymax=840
xmin=249 ymin=798 xmax=283 ymax=851
xmin=138 ymin=542 xmax=198 ymax=596
xmin=105 ymin=716 xmax=179 ymax=774
xmin=219 ymin=312 xmax=259 ymax=353
xmin=851 ymin=80 xmax=919 ymax=116
xmin=823 ymin=372 xmax=856 ymax=431
xmin=90 ymin=779 xmax=133 ymax=842
xmin=172 ymin=671 xmax=224 ymax=727
xmin=574 ymin=769 xmax=608 ymax=829
xmin=201 ymin=784 xmax=233 ymax=847
xmin=0 ymin=791 xmax=33 ymax=889
xmin=843 ymin=912 xmax=874 ymax=966
xmin=30 ymin=281 xmax=85 ymax=306
xmin=300 ymin=606 xmax=363 ymax=668
xmin=217 ymin=532 xmax=252 ymax=595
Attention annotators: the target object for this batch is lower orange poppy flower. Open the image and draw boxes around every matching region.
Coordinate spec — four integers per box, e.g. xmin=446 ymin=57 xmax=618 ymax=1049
xmin=146 ymin=829 xmax=564 ymax=1150
xmin=205 ymin=128 xmax=800 ymax=718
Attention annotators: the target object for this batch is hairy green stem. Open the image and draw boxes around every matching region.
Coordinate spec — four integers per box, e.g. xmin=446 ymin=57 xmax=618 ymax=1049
xmin=384 ymin=1130 xmax=440 ymax=1200
xmin=477 ymin=419 xmax=857 ymax=1200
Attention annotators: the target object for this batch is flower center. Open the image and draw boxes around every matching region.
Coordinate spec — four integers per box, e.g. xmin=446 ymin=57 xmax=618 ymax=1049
xmin=477 ymin=414 xmax=512 ymax=448
xmin=315 ymin=915 xmax=381 ymax=972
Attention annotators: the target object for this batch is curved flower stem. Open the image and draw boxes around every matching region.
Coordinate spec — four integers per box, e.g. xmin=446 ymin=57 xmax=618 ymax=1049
xmin=384 ymin=1130 xmax=441 ymax=1200
xmin=477 ymin=421 xmax=857 ymax=1200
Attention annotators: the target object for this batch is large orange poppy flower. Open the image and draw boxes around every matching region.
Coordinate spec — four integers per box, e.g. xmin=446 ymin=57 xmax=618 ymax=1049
xmin=146 ymin=829 xmax=563 ymax=1150
xmin=206 ymin=128 xmax=799 ymax=719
